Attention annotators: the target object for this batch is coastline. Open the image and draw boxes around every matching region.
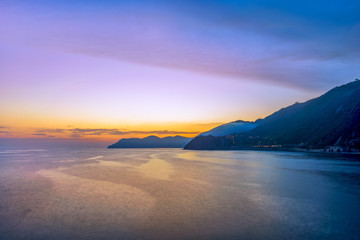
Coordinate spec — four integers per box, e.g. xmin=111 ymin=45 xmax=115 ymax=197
xmin=183 ymin=147 xmax=360 ymax=155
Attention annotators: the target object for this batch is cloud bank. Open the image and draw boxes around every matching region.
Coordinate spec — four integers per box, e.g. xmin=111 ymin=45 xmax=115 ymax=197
xmin=34 ymin=128 xmax=199 ymax=138
xmin=1 ymin=0 xmax=359 ymax=90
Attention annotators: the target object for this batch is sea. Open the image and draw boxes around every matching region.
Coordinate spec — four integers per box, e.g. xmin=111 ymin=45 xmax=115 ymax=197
xmin=0 ymin=144 xmax=359 ymax=240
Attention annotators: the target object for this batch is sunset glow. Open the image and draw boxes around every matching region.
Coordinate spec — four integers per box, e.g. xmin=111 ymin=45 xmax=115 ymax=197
xmin=0 ymin=1 xmax=359 ymax=240
xmin=1 ymin=0 xmax=359 ymax=141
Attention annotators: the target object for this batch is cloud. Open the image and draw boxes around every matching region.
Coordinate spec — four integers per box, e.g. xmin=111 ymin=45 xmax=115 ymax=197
xmin=32 ymin=133 xmax=56 ymax=137
xmin=35 ymin=129 xmax=65 ymax=133
xmin=35 ymin=128 xmax=200 ymax=138
xmin=0 ymin=127 xmax=15 ymax=134
xmin=105 ymin=130 xmax=200 ymax=136
xmin=190 ymin=122 xmax=224 ymax=129
xmin=70 ymin=133 xmax=82 ymax=138
xmin=1 ymin=0 xmax=359 ymax=90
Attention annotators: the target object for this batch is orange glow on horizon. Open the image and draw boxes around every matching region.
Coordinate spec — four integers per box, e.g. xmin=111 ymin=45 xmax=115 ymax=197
xmin=0 ymin=121 xmax=225 ymax=141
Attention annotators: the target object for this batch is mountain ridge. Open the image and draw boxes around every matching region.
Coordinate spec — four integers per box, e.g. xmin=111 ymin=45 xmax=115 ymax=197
xmin=185 ymin=80 xmax=360 ymax=152
xmin=200 ymin=120 xmax=259 ymax=137
xmin=108 ymin=135 xmax=192 ymax=148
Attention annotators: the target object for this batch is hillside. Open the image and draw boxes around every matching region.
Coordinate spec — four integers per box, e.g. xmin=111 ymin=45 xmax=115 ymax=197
xmin=185 ymin=80 xmax=360 ymax=152
xmin=200 ymin=120 xmax=259 ymax=137
xmin=108 ymin=135 xmax=192 ymax=148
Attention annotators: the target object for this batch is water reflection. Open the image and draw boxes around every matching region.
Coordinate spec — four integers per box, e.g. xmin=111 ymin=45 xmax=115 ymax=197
xmin=0 ymin=148 xmax=359 ymax=240
xmin=137 ymin=154 xmax=174 ymax=180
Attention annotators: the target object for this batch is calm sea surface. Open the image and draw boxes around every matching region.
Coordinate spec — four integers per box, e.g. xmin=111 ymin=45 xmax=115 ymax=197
xmin=0 ymin=146 xmax=359 ymax=240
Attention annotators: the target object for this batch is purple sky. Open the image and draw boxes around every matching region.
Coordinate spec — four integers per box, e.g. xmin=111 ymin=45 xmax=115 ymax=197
xmin=0 ymin=0 xmax=359 ymax=139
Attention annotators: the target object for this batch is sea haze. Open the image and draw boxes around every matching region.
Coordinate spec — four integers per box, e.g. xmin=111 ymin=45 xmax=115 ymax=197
xmin=0 ymin=146 xmax=359 ymax=240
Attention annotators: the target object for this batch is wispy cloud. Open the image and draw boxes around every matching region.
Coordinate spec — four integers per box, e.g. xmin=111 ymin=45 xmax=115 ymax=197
xmin=1 ymin=0 xmax=359 ymax=90
xmin=190 ymin=122 xmax=224 ymax=128
xmin=32 ymin=133 xmax=57 ymax=138
xmin=34 ymin=128 xmax=199 ymax=138
xmin=0 ymin=131 xmax=11 ymax=134
xmin=0 ymin=126 xmax=16 ymax=134
xmin=35 ymin=129 xmax=66 ymax=133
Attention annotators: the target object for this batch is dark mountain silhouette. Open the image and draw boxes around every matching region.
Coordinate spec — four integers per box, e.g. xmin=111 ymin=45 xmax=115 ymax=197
xmin=185 ymin=80 xmax=360 ymax=152
xmin=183 ymin=120 xmax=260 ymax=150
xmin=200 ymin=120 xmax=259 ymax=137
xmin=108 ymin=135 xmax=192 ymax=148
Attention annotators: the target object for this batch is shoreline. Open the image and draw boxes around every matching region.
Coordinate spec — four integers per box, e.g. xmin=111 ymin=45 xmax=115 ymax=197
xmin=183 ymin=147 xmax=360 ymax=155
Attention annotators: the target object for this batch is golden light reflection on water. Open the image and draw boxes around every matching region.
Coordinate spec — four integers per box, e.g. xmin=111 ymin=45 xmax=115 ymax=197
xmin=1 ymin=149 xmax=358 ymax=240
xmin=136 ymin=154 xmax=174 ymax=180
xmin=96 ymin=160 xmax=133 ymax=168
xmin=176 ymin=151 xmax=231 ymax=164
xmin=178 ymin=151 xmax=266 ymax=168
xmin=33 ymin=168 xmax=156 ymax=236
xmin=1 ymin=149 xmax=275 ymax=240
xmin=93 ymin=153 xmax=174 ymax=180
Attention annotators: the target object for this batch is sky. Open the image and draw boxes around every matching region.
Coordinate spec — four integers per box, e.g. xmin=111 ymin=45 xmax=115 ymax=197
xmin=0 ymin=0 xmax=359 ymax=142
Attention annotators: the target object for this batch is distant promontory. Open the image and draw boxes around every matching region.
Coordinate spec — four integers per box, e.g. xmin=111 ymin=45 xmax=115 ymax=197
xmin=108 ymin=135 xmax=192 ymax=148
